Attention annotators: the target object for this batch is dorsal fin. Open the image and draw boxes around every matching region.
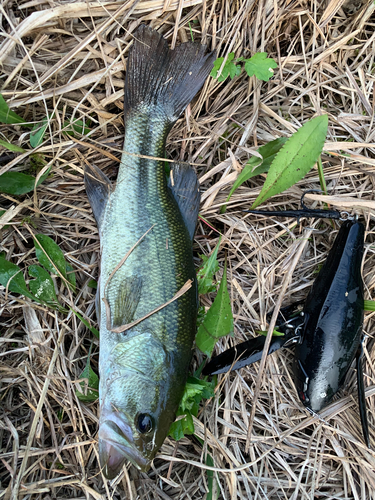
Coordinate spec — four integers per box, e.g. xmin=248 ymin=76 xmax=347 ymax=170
xmin=168 ymin=163 xmax=200 ymax=241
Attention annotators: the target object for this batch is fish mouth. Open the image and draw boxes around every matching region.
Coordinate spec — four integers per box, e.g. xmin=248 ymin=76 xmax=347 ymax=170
xmin=99 ymin=414 xmax=150 ymax=478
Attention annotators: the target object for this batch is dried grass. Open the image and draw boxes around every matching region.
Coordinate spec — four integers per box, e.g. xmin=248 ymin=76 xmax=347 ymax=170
xmin=1 ymin=0 xmax=375 ymax=498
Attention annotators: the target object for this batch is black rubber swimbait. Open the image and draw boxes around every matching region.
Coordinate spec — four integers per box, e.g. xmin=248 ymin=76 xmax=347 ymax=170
xmin=203 ymin=220 xmax=370 ymax=446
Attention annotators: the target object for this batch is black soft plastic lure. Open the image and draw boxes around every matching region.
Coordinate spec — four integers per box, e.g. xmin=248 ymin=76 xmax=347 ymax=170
xmin=203 ymin=220 xmax=369 ymax=446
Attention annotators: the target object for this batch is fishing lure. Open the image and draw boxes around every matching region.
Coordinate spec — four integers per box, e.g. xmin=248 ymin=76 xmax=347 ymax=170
xmin=203 ymin=219 xmax=370 ymax=446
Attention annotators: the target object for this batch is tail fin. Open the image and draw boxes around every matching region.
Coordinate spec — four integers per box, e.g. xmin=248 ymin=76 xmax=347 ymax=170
xmin=124 ymin=25 xmax=215 ymax=123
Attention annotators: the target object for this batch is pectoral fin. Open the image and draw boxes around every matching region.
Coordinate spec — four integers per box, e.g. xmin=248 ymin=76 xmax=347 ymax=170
xmin=168 ymin=163 xmax=200 ymax=241
xmin=84 ymin=164 xmax=112 ymax=231
xmin=110 ymin=276 xmax=143 ymax=328
xmin=356 ymin=342 xmax=370 ymax=448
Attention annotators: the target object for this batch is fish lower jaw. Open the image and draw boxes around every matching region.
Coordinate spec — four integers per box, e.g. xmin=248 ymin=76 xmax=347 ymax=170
xmin=99 ymin=437 xmax=151 ymax=478
xmin=99 ymin=419 xmax=151 ymax=478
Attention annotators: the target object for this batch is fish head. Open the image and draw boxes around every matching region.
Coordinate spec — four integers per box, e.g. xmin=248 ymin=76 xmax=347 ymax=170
xmin=98 ymin=365 xmax=182 ymax=479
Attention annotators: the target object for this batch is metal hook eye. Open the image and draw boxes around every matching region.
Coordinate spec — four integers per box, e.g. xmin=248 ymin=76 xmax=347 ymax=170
xmin=339 ymin=211 xmax=356 ymax=221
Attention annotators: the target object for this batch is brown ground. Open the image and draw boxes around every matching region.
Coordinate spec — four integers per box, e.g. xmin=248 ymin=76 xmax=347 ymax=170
xmin=1 ymin=0 xmax=375 ymax=499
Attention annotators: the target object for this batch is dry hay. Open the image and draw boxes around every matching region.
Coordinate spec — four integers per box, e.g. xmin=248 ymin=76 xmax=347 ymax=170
xmin=1 ymin=0 xmax=375 ymax=498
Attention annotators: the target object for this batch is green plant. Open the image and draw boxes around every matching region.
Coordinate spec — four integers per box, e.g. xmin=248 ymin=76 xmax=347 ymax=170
xmin=211 ymin=52 xmax=278 ymax=82
xmin=0 ymin=94 xmax=92 ymax=196
xmin=0 ymin=167 xmax=51 ymax=196
xmin=222 ymin=115 xmax=329 ymax=211
xmin=221 ymin=137 xmax=287 ymax=213
xmin=0 ymin=234 xmax=75 ymax=309
xmin=76 ymin=346 xmax=99 ymax=403
xmin=251 ymin=115 xmax=328 ymax=208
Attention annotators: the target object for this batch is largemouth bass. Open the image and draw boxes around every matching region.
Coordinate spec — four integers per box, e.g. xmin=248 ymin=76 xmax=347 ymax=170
xmin=84 ymin=25 xmax=215 ymax=478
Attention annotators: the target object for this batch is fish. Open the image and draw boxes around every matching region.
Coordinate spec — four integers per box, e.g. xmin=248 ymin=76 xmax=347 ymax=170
xmin=84 ymin=25 xmax=215 ymax=478
xmin=203 ymin=220 xmax=370 ymax=446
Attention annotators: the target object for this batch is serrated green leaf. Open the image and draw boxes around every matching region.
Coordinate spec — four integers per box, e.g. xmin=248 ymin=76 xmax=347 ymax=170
xmin=30 ymin=117 xmax=49 ymax=148
xmin=0 ymin=139 xmax=25 ymax=153
xmin=28 ymin=265 xmax=60 ymax=308
xmin=244 ymin=52 xmax=278 ymax=81
xmin=196 ymin=262 xmax=233 ymax=357
xmin=0 ymin=94 xmax=30 ymax=126
xmin=210 ymin=53 xmax=241 ymax=82
xmin=76 ymin=352 xmax=99 ymax=402
xmin=34 ymin=234 xmax=68 ymax=282
xmin=69 ymin=307 xmax=99 ymax=338
xmin=0 ymin=255 xmax=36 ymax=300
xmin=197 ymin=239 xmax=221 ymax=295
xmin=169 ymin=408 xmax=195 ymax=441
xmin=0 ymin=167 xmax=51 ymax=196
xmin=252 ymin=115 xmax=329 ymax=209
xmin=196 ymin=304 xmax=206 ymax=328
xmin=169 ymin=376 xmax=215 ymax=440
xmin=180 ymin=377 xmax=215 ymax=413
xmin=221 ymin=137 xmax=288 ymax=213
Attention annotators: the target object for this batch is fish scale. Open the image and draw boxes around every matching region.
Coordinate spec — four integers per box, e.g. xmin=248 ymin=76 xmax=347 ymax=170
xmin=84 ymin=24 xmax=215 ymax=477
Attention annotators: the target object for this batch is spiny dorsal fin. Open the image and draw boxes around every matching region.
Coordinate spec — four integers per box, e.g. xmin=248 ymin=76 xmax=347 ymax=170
xmin=168 ymin=163 xmax=200 ymax=241
xmin=84 ymin=163 xmax=112 ymax=232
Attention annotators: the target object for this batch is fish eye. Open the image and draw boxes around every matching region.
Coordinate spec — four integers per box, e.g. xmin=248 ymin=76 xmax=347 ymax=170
xmin=136 ymin=413 xmax=153 ymax=434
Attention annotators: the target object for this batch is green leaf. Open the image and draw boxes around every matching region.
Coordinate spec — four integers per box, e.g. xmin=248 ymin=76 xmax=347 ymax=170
xmin=88 ymin=279 xmax=97 ymax=289
xmin=210 ymin=53 xmax=241 ymax=82
xmin=28 ymin=265 xmax=60 ymax=308
xmin=169 ymin=408 xmax=195 ymax=441
xmin=30 ymin=117 xmax=49 ymax=148
xmin=257 ymin=329 xmax=285 ymax=337
xmin=197 ymin=239 xmax=221 ymax=294
xmin=252 ymin=115 xmax=329 ymax=209
xmin=221 ymin=137 xmax=288 ymax=213
xmin=0 ymin=139 xmax=25 ymax=153
xmin=364 ymin=300 xmax=375 ymax=312
xmin=0 ymin=167 xmax=51 ymax=195
xmin=180 ymin=377 xmax=214 ymax=414
xmin=244 ymin=52 xmax=278 ymax=81
xmin=66 ymin=263 xmax=76 ymax=292
xmin=205 ymin=452 xmax=219 ymax=500
xmin=76 ymin=352 xmax=99 ymax=402
xmin=34 ymin=234 xmax=68 ymax=282
xmin=169 ymin=376 xmax=215 ymax=440
xmin=69 ymin=307 xmax=99 ymax=339
xmin=0 ymin=94 xmax=30 ymax=126
xmin=0 ymin=255 xmax=36 ymax=300
xmin=196 ymin=262 xmax=233 ymax=357
xmin=63 ymin=119 xmax=91 ymax=136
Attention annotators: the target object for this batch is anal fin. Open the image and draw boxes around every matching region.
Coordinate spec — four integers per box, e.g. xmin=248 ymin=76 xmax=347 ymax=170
xmin=84 ymin=164 xmax=112 ymax=231
xmin=168 ymin=163 xmax=200 ymax=241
